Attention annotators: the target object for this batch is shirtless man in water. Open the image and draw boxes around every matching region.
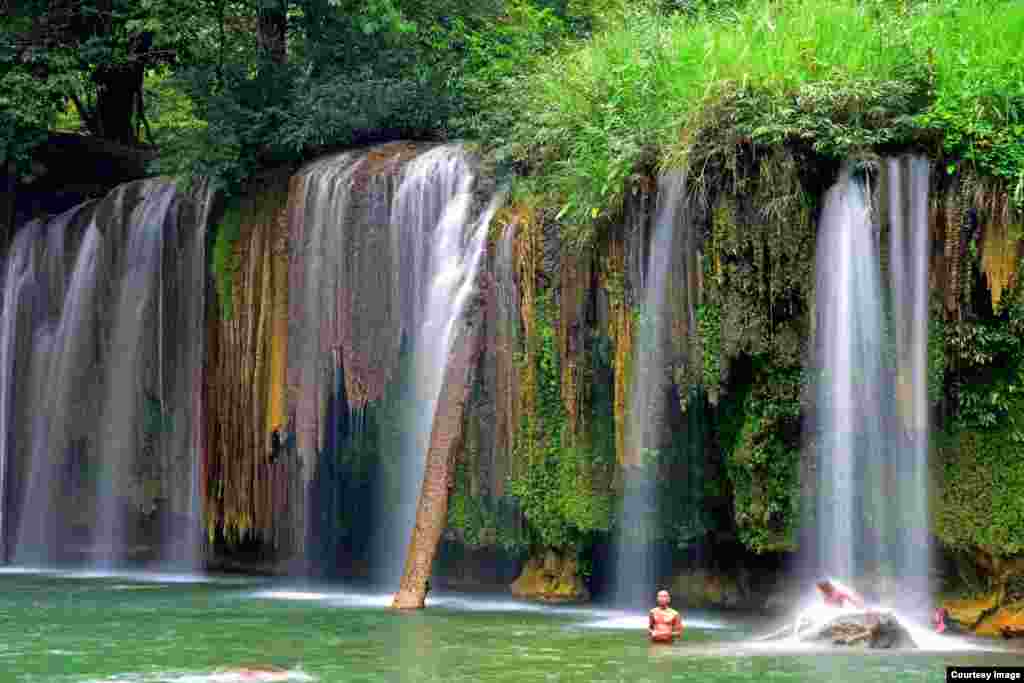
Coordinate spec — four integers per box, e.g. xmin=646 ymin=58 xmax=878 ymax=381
xmin=649 ymin=590 xmax=684 ymax=643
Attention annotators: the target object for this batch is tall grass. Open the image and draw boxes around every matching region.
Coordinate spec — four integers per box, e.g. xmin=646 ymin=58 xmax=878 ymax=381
xmin=507 ymin=0 xmax=1024 ymax=236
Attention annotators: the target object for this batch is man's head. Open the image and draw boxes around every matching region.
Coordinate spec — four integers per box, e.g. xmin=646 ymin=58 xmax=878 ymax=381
xmin=815 ymin=579 xmax=834 ymax=595
xmin=656 ymin=589 xmax=671 ymax=607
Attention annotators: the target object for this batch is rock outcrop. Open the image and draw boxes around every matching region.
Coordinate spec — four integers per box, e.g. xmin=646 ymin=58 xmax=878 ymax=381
xmin=800 ymin=611 xmax=915 ymax=649
xmin=510 ymin=548 xmax=590 ymax=603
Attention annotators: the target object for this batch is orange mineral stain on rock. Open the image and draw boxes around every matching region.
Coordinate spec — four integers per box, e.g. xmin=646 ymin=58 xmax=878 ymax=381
xmin=975 ymin=602 xmax=1024 ymax=638
xmin=942 ymin=594 xmax=999 ymax=630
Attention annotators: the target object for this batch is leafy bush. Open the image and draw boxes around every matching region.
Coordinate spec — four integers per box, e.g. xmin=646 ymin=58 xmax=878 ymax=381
xmin=502 ymin=0 xmax=1024 ymax=241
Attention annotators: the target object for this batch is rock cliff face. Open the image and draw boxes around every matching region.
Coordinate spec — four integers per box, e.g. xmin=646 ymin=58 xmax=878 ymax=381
xmin=204 ymin=171 xmax=300 ymax=558
xmin=197 ymin=146 xmax=1023 ymax=607
xmin=4 ymin=136 xmax=1023 ymax=620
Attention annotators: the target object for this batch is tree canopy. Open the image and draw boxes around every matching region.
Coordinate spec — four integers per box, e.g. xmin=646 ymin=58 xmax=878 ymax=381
xmin=1 ymin=0 xmax=611 ymax=185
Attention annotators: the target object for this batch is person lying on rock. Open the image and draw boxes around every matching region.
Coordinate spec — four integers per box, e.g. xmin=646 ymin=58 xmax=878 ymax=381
xmin=816 ymin=579 xmax=865 ymax=609
xmin=649 ymin=589 xmax=684 ymax=643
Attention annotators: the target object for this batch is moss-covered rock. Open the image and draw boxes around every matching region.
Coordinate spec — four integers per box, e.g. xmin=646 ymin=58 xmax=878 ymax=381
xmin=669 ymin=569 xmax=743 ymax=608
xmin=510 ymin=548 xmax=590 ymax=603
xmin=934 ymin=418 xmax=1024 ymax=559
xmin=942 ymin=595 xmax=999 ymax=631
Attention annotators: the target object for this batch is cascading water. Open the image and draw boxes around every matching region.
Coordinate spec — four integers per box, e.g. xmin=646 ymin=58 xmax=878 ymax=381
xmin=384 ymin=147 xmax=496 ymax=586
xmin=286 ymin=144 xmax=496 ymax=583
xmin=0 ymin=180 xmax=206 ymax=568
xmin=811 ymin=158 xmax=930 ymax=608
xmin=94 ymin=183 xmax=177 ymax=566
xmin=612 ymin=173 xmax=688 ymax=608
xmin=493 ymin=221 xmax=520 ymax=496
xmin=886 ymin=156 xmax=932 ymax=606
xmin=813 ymin=165 xmax=887 ymax=585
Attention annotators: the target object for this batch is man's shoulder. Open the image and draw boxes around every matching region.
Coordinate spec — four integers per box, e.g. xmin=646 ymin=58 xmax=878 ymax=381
xmin=651 ymin=607 xmax=679 ymax=616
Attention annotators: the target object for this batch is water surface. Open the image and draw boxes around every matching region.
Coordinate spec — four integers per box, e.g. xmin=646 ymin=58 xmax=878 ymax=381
xmin=0 ymin=572 xmax=1018 ymax=682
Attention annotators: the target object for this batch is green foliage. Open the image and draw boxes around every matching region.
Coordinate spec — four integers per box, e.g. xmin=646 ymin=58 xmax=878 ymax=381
xmin=503 ymin=0 xmax=1024 ymax=241
xmin=155 ymin=0 xmax=608 ymax=191
xmin=211 ymin=201 xmax=242 ymax=320
xmin=697 ymin=302 xmax=722 ymax=398
xmin=935 ymin=411 xmax=1024 ymax=557
xmin=446 ymin=457 xmax=527 ymax=553
xmin=0 ymin=67 xmax=62 ymax=172
xmin=2 ymin=0 xmax=207 ymax=150
xmin=717 ymin=359 xmax=802 ymax=553
xmin=910 ymin=0 xmax=1024 ymax=191
xmin=935 ymin=254 xmax=1024 ymax=557
xmin=509 ymin=289 xmax=614 ymax=549
xmin=928 ymin=308 xmax=948 ymax=407
xmin=948 ymin=317 xmax=1024 ymax=430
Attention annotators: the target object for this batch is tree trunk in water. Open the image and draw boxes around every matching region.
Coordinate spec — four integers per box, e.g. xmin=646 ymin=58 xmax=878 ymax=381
xmin=392 ymin=304 xmax=485 ymax=610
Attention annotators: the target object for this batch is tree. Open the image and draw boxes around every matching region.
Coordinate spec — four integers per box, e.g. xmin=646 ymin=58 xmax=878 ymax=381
xmin=393 ymin=304 xmax=484 ymax=609
xmin=2 ymin=1 xmax=189 ymax=144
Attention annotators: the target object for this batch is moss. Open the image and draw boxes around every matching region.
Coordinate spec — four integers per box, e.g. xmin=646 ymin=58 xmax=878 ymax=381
xmin=447 ymin=444 xmax=528 ymax=553
xmin=211 ymin=200 xmax=242 ymax=321
xmin=718 ymin=359 xmax=802 ymax=553
xmin=509 ymin=287 xmax=614 ymax=550
xmin=697 ymin=302 xmax=722 ymax=404
xmin=934 ymin=411 xmax=1024 ymax=557
xmin=602 ymin=229 xmax=633 ymax=465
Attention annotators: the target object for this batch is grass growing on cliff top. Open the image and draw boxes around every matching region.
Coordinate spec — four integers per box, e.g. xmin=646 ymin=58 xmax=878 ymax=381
xmin=503 ymin=0 xmax=1024 ymax=242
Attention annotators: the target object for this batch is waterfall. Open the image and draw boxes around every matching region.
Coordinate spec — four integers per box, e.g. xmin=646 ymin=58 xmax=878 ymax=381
xmin=813 ymin=165 xmax=886 ymax=584
xmin=286 ymin=144 xmax=497 ymax=583
xmin=493 ymin=221 xmax=520 ymax=497
xmin=0 ymin=180 xmax=206 ymax=568
xmin=612 ymin=172 xmax=689 ymax=608
xmin=384 ymin=147 xmax=496 ymax=585
xmin=811 ymin=158 xmax=930 ymax=608
xmin=887 ymin=156 xmax=932 ymax=607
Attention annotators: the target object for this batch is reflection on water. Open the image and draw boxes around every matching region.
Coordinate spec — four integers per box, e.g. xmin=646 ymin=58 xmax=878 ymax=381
xmin=0 ymin=574 xmax=1019 ymax=682
xmin=83 ymin=669 xmax=315 ymax=683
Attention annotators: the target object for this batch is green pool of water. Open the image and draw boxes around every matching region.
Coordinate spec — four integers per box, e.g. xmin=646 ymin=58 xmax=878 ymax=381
xmin=0 ymin=571 xmax=1019 ymax=682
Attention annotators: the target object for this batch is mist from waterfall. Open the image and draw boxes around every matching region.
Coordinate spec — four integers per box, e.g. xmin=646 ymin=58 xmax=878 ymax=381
xmin=0 ymin=181 xmax=206 ymax=569
xmin=811 ymin=158 xmax=931 ymax=609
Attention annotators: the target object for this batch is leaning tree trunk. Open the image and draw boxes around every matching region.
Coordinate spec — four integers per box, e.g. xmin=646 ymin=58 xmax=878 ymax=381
xmin=392 ymin=303 xmax=485 ymax=610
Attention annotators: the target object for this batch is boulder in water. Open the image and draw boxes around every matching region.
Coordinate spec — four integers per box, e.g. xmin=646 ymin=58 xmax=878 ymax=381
xmin=799 ymin=610 xmax=916 ymax=649
xmin=510 ymin=549 xmax=590 ymax=603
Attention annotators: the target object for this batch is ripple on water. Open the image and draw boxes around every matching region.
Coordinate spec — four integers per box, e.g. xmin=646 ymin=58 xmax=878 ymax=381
xmin=245 ymin=589 xmax=737 ymax=632
xmin=81 ymin=668 xmax=315 ymax=683
xmin=248 ymin=590 xmax=393 ymax=608
xmin=578 ymin=612 xmax=730 ymax=631
xmin=0 ymin=566 xmax=259 ymax=585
